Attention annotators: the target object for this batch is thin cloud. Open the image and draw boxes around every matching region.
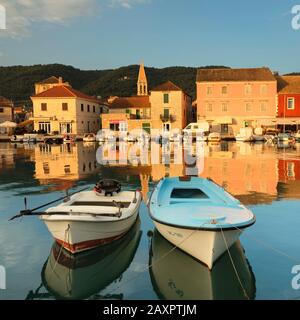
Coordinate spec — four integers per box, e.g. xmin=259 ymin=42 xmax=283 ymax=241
xmin=0 ymin=0 xmax=150 ymax=38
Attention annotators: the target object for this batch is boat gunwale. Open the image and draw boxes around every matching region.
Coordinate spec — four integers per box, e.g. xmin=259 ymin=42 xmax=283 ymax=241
xmin=148 ymin=208 xmax=256 ymax=231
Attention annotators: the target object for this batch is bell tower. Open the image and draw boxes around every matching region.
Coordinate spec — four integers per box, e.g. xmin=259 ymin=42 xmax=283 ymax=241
xmin=137 ymin=63 xmax=148 ymax=96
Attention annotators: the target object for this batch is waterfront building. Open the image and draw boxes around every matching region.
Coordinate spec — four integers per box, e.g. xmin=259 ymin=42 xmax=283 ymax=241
xmin=196 ymin=67 xmax=277 ymax=136
xmin=0 ymin=96 xmax=14 ymax=123
xmin=35 ymin=76 xmax=70 ymax=95
xmin=31 ymin=85 xmax=106 ymax=135
xmin=101 ymin=64 xmax=192 ymax=134
xmin=276 ymin=75 xmax=300 ymax=131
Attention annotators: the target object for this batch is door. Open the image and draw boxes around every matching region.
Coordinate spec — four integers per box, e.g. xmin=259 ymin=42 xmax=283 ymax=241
xmin=163 ymin=123 xmax=170 ymax=132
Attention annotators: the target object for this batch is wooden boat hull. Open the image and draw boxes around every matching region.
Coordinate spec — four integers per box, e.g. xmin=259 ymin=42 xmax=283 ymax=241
xmin=154 ymin=221 xmax=242 ymax=270
xmin=42 ymin=219 xmax=142 ymax=300
xmin=42 ymin=209 xmax=139 ymax=254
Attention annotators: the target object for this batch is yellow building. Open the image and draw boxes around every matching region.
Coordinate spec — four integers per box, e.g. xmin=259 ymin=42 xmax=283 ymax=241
xmin=35 ymin=76 xmax=70 ymax=95
xmin=31 ymin=85 xmax=104 ymax=135
xmin=150 ymin=81 xmax=192 ymax=132
xmin=101 ymin=64 xmax=192 ymax=133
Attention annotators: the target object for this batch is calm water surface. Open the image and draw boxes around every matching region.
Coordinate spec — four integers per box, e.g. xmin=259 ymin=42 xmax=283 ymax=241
xmin=0 ymin=141 xmax=300 ymax=300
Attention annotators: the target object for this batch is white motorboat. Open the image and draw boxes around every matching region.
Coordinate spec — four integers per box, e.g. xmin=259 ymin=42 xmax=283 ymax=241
xmin=83 ymin=133 xmax=96 ymax=142
xmin=149 ymin=230 xmax=255 ymax=300
xmin=23 ymin=133 xmax=37 ymax=143
xmin=41 ymin=180 xmax=142 ymax=253
xmin=208 ymin=132 xmax=221 ymax=142
xmin=10 ymin=135 xmax=24 ymax=143
xmin=252 ymin=135 xmax=266 ymax=142
xmin=235 ymin=128 xmax=253 ymax=142
xmin=148 ymin=177 xmax=255 ymax=269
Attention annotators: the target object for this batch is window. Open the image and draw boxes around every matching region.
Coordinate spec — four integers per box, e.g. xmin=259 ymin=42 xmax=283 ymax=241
xmin=171 ymin=188 xmax=209 ymax=199
xmin=163 ymin=108 xmax=170 ymax=118
xmin=41 ymin=103 xmax=47 ymax=111
xmin=221 ymin=124 xmax=229 ymax=134
xmin=261 ymin=84 xmax=267 ymax=95
xmin=163 ymin=93 xmax=169 ymax=104
xmin=287 ymin=98 xmax=295 ymax=110
xmin=81 ymin=104 xmax=84 ymax=112
xmin=43 ymin=162 xmax=50 ymax=175
xmin=0 ymin=108 xmax=3 ymax=113
xmin=261 ymin=102 xmax=267 ymax=112
xmin=245 ymin=84 xmax=252 ymax=95
xmin=93 ymin=105 xmax=96 ymax=113
xmin=126 ymin=109 xmax=131 ymax=114
xmin=110 ymin=123 xmax=119 ymax=131
xmin=136 ymin=109 xmax=141 ymax=119
xmin=62 ymin=103 xmax=68 ymax=111
xmin=207 ymin=87 xmax=212 ymax=95
xmin=142 ymin=123 xmax=151 ymax=134
xmin=245 ymin=102 xmax=252 ymax=112
xmin=87 ymin=105 xmax=90 ymax=112
xmin=222 ymin=103 xmax=228 ymax=112
xmin=206 ymin=103 xmax=213 ymax=112
xmin=64 ymin=165 xmax=71 ymax=174
xmin=39 ymin=122 xmax=51 ymax=133
xmin=221 ymin=86 xmax=228 ymax=95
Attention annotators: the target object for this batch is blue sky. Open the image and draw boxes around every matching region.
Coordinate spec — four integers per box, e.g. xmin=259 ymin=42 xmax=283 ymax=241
xmin=0 ymin=0 xmax=299 ymax=73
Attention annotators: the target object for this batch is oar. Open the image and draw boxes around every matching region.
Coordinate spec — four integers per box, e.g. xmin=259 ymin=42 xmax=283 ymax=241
xmin=10 ymin=186 xmax=90 ymax=221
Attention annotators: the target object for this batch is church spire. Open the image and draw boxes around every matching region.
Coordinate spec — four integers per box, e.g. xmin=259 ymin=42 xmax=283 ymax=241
xmin=137 ymin=63 xmax=148 ymax=96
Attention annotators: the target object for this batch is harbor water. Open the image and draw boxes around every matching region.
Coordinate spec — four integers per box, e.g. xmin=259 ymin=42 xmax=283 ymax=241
xmin=0 ymin=140 xmax=300 ymax=300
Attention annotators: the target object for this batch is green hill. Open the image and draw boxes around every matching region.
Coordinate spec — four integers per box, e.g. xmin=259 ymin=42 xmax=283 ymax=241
xmin=0 ymin=64 xmax=229 ymax=105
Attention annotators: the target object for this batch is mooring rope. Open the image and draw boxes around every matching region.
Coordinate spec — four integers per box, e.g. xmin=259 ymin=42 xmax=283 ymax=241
xmin=230 ymin=224 xmax=300 ymax=264
xmin=106 ymin=226 xmax=200 ymax=296
xmin=220 ymin=226 xmax=250 ymax=300
xmin=47 ymin=224 xmax=70 ymax=280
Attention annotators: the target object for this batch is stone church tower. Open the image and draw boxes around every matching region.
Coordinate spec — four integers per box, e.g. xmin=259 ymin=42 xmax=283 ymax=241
xmin=137 ymin=63 xmax=148 ymax=96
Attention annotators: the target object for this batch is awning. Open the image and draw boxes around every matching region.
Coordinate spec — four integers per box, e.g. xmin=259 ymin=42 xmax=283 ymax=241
xmin=110 ymin=120 xmax=126 ymax=124
xmin=0 ymin=121 xmax=17 ymax=128
xmin=276 ymin=118 xmax=300 ymax=125
xmin=214 ymin=117 xmax=233 ymax=125
xmin=257 ymin=119 xmax=277 ymax=126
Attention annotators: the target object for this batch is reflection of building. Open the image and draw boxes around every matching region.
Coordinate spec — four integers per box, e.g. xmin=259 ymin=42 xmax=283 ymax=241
xmin=31 ymin=85 xmax=103 ymax=134
xmin=196 ymin=68 xmax=277 ymax=135
xmin=278 ymin=158 xmax=300 ymax=199
xmin=34 ymin=144 xmax=99 ymax=188
xmin=101 ymin=64 xmax=192 ymax=133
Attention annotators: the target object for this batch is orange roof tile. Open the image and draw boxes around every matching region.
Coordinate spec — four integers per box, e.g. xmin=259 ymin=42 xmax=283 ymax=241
xmin=108 ymin=96 xmax=151 ymax=109
xmin=31 ymin=85 xmax=100 ymax=103
xmin=197 ymin=67 xmax=276 ymax=82
xmin=151 ymin=81 xmax=183 ymax=92
xmin=277 ymin=76 xmax=300 ymax=94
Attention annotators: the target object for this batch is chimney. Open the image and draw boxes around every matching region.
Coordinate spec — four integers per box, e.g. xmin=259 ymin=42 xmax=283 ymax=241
xmin=59 ymin=77 xmax=63 ymax=84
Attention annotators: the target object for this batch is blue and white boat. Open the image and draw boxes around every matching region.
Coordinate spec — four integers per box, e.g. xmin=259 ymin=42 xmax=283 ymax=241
xmin=148 ymin=177 xmax=256 ymax=269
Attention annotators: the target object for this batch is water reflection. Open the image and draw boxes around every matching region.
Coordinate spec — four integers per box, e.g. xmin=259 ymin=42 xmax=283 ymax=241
xmin=149 ymin=230 xmax=256 ymax=300
xmin=1 ymin=141 xmax=300 ymax=203
xmin=27 ymin=219 xmax=142 ymax=300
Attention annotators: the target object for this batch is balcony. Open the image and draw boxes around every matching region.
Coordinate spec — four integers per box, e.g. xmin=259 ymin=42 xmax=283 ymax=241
xmin=160 ymin=114 xmax=176 ymax=123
